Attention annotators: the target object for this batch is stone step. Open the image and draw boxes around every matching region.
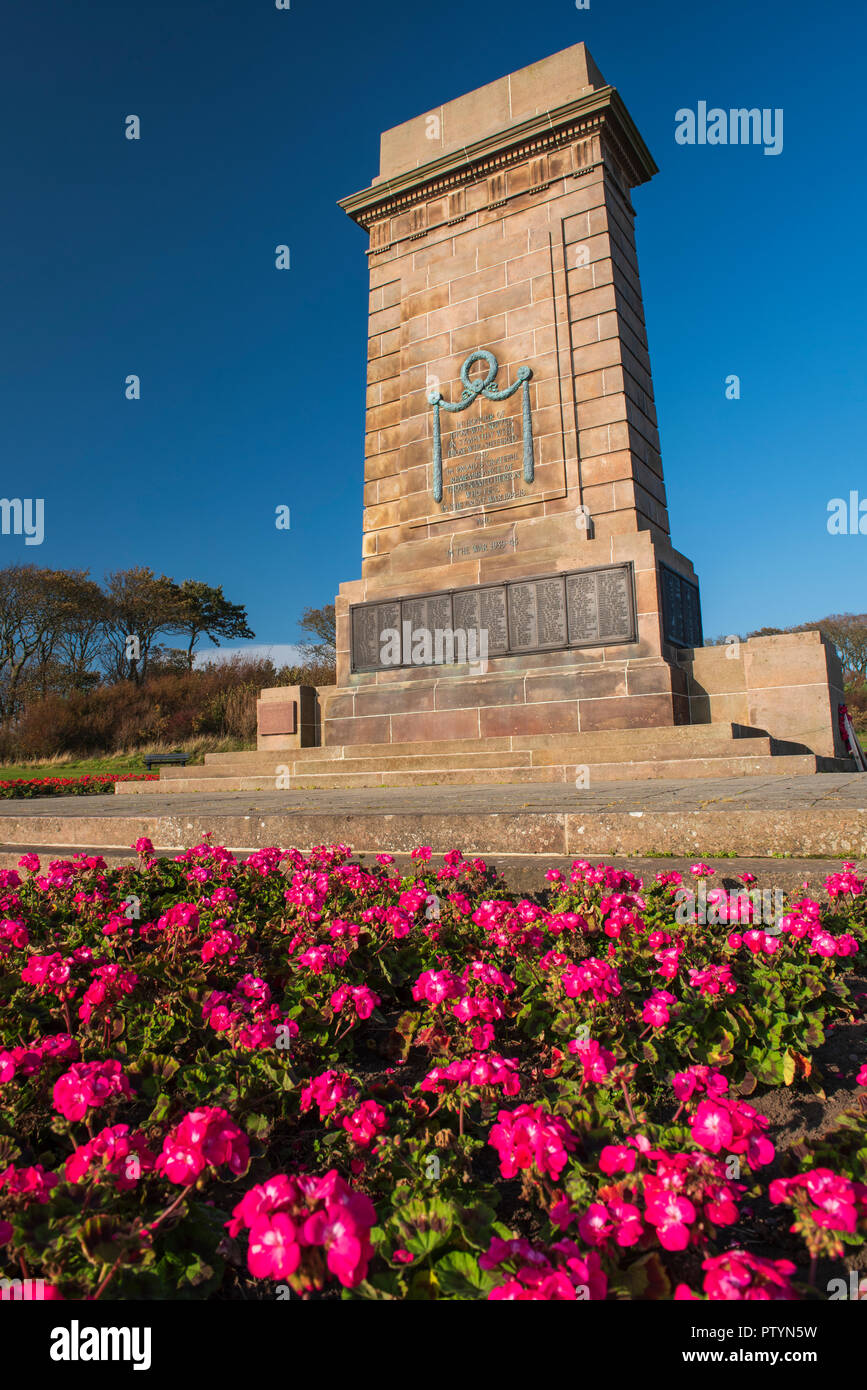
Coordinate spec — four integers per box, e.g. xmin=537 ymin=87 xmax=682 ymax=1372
xmin=115 ymin=751 xmax=829 ymax=794
xmin=161 ymin=749 xmax=539 ymax=778
xmin=199 ymin=722 xmax=769 ymax=772
xmin=162 ymin=737 xmax=778 ymax=780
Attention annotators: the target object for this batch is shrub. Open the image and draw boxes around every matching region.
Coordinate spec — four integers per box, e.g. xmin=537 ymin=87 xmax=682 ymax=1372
xmin=0 ymin=656 xmax=329 ymax=760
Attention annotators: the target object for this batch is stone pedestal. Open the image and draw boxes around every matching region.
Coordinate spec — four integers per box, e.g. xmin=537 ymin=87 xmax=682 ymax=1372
xmin=683 ymin=632 xmax=849 ymax=761
xmin=256 ymin=686 xmax=318 ymax=750
xmin=326 ymin=528 xmax=698 ymax=745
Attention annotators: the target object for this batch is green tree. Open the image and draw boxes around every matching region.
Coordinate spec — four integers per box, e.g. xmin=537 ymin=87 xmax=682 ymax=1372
xmin=172 ymin=580 xmax=255 ymax=669
xmin=100 ymin=568 xmax=183 ymax=685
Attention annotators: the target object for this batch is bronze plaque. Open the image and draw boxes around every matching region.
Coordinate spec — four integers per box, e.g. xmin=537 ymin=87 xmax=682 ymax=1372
xmin=507 ymin=580 xmax=538 ymax=651
xmin=442 ymin=411 xmax=527 ymax=514
xmin=537 ymin=576 xmax=568 ymax=647
xmin=565 ymin=566 xmax=635 ymax=646
xmin=660 ymin=563 xmax=703 ymax=648
xmin=257 ymin=700 xmax=297 ymax=736
xmin=566 ymin=572 xmax=599 ymax=643
xmin=349 ymin=563 xmax=636 ymax=672
xmin=351 ymin=601 xmax=400 ymax=671
xmin=597 ymin=567 xmax=634 ymax=641
xmin=452 ymin=586 xmax=509 ymax=655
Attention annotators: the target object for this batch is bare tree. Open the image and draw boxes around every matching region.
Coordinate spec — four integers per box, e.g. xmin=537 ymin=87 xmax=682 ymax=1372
xmin=0 ymin=566 xmax=71 ymax=720
xmin=297 ymin=603 xmax=336 ymax=671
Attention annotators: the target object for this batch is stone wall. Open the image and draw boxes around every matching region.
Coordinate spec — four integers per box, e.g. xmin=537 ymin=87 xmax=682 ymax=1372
xmin=682 ymin=632 xmax=848 ymax=760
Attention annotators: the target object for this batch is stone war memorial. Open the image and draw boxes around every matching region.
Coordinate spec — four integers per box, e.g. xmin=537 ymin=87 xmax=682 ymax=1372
xmin=158 ymin=43 xmax=852 ymax=791
xmin=11 ymin=21 xmax=867 ymax=1328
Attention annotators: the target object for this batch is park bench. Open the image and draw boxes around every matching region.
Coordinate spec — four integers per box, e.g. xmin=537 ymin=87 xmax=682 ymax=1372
xmin=144 ymin=752 xmax=189 ymax=772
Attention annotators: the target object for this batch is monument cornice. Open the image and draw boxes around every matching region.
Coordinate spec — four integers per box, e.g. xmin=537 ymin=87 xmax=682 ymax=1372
xmin=338 ymin=87 xmax=656 ymax=232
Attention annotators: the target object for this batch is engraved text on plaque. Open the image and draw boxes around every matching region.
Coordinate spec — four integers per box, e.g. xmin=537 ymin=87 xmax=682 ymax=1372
xmin=350 ymin=563 xmax=636 ymax=672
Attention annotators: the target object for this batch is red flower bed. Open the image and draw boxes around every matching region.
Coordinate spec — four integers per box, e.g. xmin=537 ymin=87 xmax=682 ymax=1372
xmin=0 ymin=774 xmax=158 ymax=800
xmin=0 ymin=841 xmax=865 ymax=1301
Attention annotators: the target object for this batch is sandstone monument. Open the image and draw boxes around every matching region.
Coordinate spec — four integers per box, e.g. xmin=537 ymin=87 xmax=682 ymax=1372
xmin=137 ymin=43 xmax=851 ymax=792
xmin=331 ymin=41 xmax=697 ymax=747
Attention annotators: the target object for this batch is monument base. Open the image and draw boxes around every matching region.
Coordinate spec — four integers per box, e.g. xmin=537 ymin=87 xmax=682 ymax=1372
xmin=330 ymin=527 xmax=701 ymax=746
xmin=129 ymin=630 xmax=853 ymax=796
xmin=321 ymin=653 xmax=688 ymax=747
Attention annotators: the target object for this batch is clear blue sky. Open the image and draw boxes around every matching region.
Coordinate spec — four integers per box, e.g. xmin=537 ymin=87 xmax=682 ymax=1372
xmin=1 ymin=0 xmax=864 ymax=654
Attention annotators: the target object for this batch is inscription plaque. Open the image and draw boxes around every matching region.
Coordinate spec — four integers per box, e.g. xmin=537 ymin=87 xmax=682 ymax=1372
xmin=452 ymin=587 xmax=509 ymax=655
xmin=598 ymin=568 xmax=632 ymax=640
xmin=479 ymin=586 xmax=510 ymax=653
xmin=428 ymin=350 xmax=535 ymax=507
xmin=566 ymin=573 xmax=598 ymax=644
xmin=351 ymin=601 xmax=400 ymax=671
xmin=508 ymin=577 xmax=568 ymax=651
xmin=439 ymin=407 xmax=529 ymax=513
xmin=508 ymin=581 xmax=536 ymax=651
xmin=350 ymin=563 xmax=636 ymax=672
xmin=564 ymin=568 xmax=635 ymax=647
xmin=659 ymin=564 xmax=703 ymax=648
xmin=537 ymin=576 xmax=568 ymax=647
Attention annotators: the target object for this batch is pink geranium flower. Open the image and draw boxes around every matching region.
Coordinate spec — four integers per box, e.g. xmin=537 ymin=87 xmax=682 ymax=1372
xmin=489 ymin=1104 xmax=577 ymax=1181
xmin=248 ymin=1213 xmax=301 ymax=1280
xmin=599 ymin=1144 xmax=637 ymax=1174
xmin=567 ymin=1037 xmax=615 ymax=1083
xmin=642 ymin=989 xmax=677 ymax=1027
xmin=330 ymin=983 xmax=380 ymax=1021
xmin=52 ymin=1060 xmax=133 ymax=1122
xmin=155 ymin=1107 xmax=249 ymax=1185
xmin=690 ymin=1100 xmax=734 ymax=1154
xmin=644 ymin=1188 xmax=696 ymax=1250
xmin=696 ymin=1250 xmax=797 ymax=1300
xmin=577 ymin=1203 xmax=613 ymax=1247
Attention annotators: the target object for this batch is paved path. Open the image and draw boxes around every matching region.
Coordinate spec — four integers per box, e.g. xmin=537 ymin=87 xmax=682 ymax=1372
xmin=1 ymin=773 xmax=865 ymax=820
xmin=0 ymin=774 xmax=864 ymax=863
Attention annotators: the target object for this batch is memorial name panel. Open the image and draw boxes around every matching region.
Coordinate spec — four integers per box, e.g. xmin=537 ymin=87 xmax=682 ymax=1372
xmin=659 ymin=564 xmax=703 ymax=648
xmin=351 ymin=601 xmax=401 ymax=671
xmin=350 ymin=564 xmax=636 ymax=671
xmin=452 ymin=587 xmax=509 ymax=655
